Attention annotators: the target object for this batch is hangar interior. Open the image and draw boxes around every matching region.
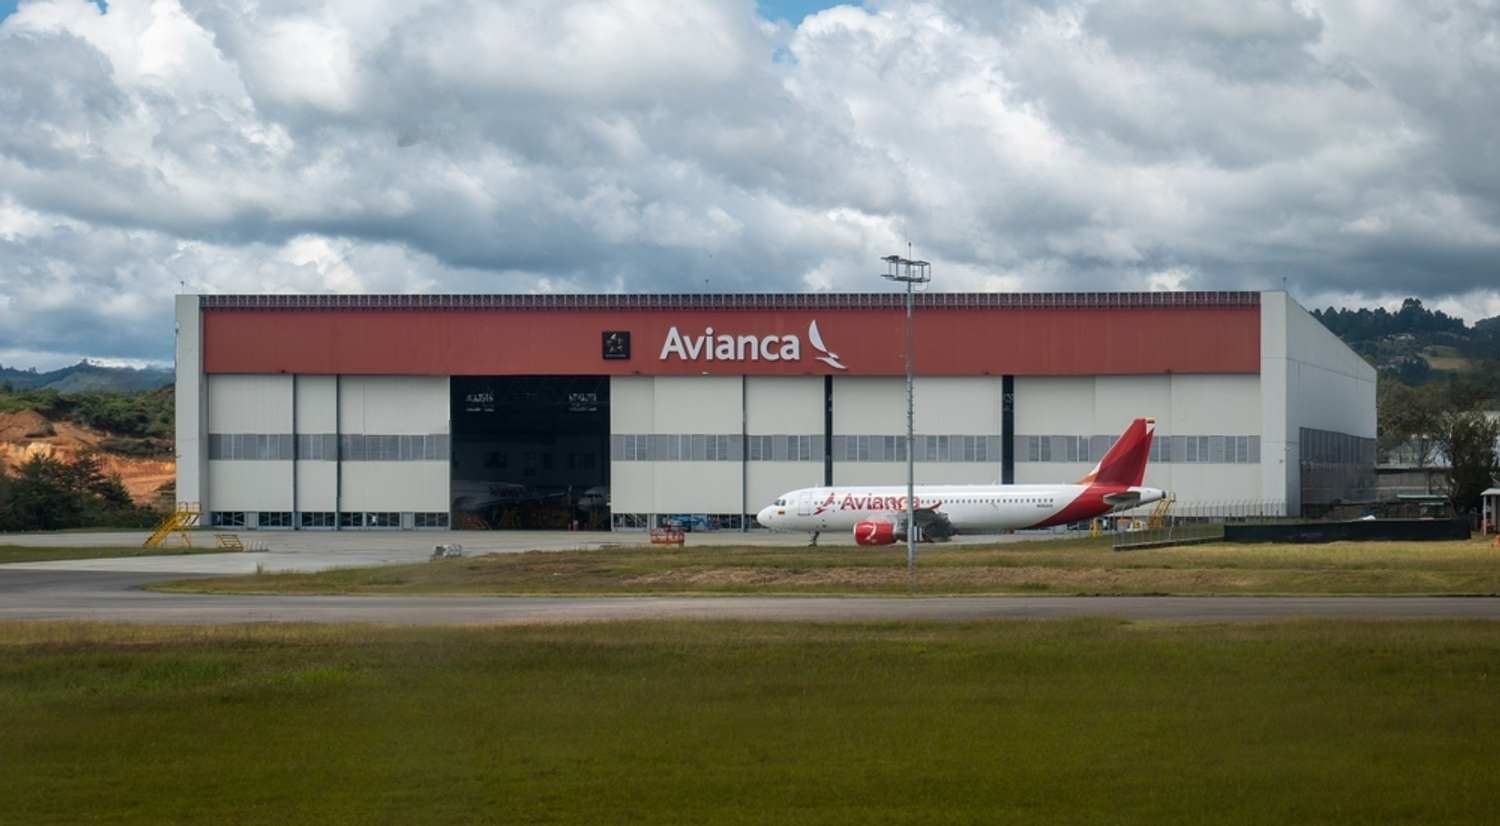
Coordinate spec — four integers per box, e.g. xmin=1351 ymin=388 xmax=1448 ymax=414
xmin=449 ymin=376 xmax=610 ymax=530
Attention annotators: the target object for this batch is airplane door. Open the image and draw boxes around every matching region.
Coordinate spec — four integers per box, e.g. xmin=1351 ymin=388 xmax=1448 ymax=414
xmin=797 ymin=492 xmax=814 ymax=516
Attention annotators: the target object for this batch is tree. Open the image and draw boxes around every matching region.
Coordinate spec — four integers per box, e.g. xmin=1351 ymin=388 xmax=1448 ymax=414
xmin=1377 ymin=379 xmax=1442 ymax=466
xmin=8 ymin=455 xmax=83 ymax=531
xmin=0 ymin=451 xmax=150 ymax=531
xmin=1434 ymin=411 xmax=1500 ymax=515
xmin=0 ymin=467 xmax=13 ymax=532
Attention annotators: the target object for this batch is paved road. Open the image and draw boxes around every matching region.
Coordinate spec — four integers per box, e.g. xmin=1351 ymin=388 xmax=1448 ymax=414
xmin=4 ymin=568 xmax=1500 ymax=624
xmin=5 ymin=529 xmax=1500 ymax=625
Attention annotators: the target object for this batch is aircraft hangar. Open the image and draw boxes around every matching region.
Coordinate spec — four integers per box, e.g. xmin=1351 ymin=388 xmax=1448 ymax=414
xmin=173 ymin=290 xmax=1375 ymax=532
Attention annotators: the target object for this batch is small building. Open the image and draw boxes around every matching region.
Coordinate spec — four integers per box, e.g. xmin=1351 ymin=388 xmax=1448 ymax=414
xmin=1482 ymin=488 xmax=1500 ymax=534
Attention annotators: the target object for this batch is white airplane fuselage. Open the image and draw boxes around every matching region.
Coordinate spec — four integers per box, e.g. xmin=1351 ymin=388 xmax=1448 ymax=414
xmin=756 ymin=482 xmax=1166 ymax=541
xmin=756 ymin=417 xmax=1166 ymax=545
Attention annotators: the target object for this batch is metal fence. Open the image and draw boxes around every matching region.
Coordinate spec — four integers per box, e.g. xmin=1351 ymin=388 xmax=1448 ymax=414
xmin=1109 ymin=499 xmax=1289 ymax=549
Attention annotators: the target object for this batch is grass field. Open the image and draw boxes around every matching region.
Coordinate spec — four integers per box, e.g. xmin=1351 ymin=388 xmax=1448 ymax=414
xmin=151 ymin=536 xmax=1500 ymax=596
xmin=3 ymin=619 xmax=1498 ymax=825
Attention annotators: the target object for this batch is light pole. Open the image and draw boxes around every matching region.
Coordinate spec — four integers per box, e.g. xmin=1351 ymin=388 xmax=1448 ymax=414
xmin=881 ymin=253 xmax=930 ymax=581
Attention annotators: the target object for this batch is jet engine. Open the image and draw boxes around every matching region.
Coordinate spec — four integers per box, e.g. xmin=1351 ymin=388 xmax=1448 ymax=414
xmin=853 ymin=520 xmax=904 ymax=546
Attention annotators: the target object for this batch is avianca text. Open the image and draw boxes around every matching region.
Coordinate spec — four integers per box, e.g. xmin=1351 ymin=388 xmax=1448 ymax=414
xmin=659 ymin=326 xmax=800 ymax=362
xmin=830 ymin=494 xmax=937 ymax=512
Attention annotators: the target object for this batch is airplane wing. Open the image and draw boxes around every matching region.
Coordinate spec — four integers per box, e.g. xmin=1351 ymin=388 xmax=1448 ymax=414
xmin=910 ymin=507 xmax=945 ymax=526
xmin=911 ymin=507 xmax=956 ymax=540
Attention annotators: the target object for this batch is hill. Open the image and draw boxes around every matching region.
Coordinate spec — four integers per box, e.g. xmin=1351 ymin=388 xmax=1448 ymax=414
xmin=1312 ymin=299 xmax=1500 ymax=389
xmin=0 ymin=361 xmax=174 ymax=394
xmin=0 ymin=409 xmax=174 ymax=507
xmin=0 ymin=379 xmax=175 ymax=509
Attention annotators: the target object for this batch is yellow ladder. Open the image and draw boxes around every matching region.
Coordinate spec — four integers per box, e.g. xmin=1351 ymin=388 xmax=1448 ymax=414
xmin=1145 ymin=494 xmax=1176 ymax=530
xmin=143 ymin=502 xmax=201 ymax=548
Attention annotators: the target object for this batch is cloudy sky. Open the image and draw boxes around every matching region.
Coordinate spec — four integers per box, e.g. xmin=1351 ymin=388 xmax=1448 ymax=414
xmin=2 ymin=0 xmax=1498 ymax=370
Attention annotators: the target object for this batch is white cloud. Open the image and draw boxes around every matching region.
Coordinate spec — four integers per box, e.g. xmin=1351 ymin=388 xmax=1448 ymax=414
xmin=2 ymin=0 xmax=1500 ymax=368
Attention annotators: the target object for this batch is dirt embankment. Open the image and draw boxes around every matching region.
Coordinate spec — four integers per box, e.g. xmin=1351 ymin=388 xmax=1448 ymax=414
xmin=0 ymin=411 xmax=174 ymax=506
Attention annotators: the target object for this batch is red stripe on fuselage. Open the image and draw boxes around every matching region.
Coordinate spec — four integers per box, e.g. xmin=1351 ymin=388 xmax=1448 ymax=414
xmin=1030 ymin=487 xmax=1123 ymax=528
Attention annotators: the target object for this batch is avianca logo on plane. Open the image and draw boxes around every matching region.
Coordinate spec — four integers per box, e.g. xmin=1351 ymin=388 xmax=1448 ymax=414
xmin=836 ymin=493 xmax=941 ymax=512
xmin=813 ymin=492 xmax=941 ymax=514
xmin=659 ymin=321 xmax=847 ymax=370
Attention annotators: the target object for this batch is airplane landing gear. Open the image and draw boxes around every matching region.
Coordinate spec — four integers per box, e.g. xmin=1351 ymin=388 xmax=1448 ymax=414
xmin=809 ymin=531 xmax=820 ymax=547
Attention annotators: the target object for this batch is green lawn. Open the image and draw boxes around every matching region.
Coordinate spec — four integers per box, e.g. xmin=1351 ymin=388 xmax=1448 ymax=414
xmin=3 ymin=620 xmax=1498 ymax=824
xmin=153 ymin=536 xmax=1500 ymax=596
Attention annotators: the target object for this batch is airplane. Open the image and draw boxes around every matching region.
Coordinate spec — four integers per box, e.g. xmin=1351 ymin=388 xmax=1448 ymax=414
xmin=756 ymin=417 xmax=1166 ymax=545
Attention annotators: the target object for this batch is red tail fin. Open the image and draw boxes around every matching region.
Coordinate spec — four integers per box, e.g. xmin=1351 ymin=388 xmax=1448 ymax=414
xmin=1076 ymin=418 xmax=1154 ymax=487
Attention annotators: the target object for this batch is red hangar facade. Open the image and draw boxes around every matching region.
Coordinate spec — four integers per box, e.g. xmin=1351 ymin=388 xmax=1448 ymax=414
xmin=174 ymin=290 xmax=1375 ymax=532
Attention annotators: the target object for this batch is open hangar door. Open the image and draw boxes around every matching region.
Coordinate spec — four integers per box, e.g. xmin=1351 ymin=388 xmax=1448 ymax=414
xmin=450 ymin=376 xmax=610 ymax=530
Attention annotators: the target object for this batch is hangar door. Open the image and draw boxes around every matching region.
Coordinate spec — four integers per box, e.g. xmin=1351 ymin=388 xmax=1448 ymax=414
xmin=450 ymin=376 xmax=610 ymax=529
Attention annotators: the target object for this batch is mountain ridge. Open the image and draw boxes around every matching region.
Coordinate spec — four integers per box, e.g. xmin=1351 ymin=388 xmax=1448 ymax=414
xmin=0 ymin=361 xmax=174 ymax=394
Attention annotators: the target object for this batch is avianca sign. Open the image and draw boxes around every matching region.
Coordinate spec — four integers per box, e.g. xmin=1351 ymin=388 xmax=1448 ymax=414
xmin=659 ymin=320 xmax=846 ymax=370
xmin=817 ymin=492 xmax=942 ymax=514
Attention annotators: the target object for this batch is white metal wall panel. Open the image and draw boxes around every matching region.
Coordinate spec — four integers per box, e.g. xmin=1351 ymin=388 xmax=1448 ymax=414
xmin=1260 ymin=293 xmax=1295 ymax=509
xmin=611 ymin=375 xmax=748 ymax=515
xmin=745 ymin=376 xmax=825 ymax=514
xmin=207 ymin=374 xmax=293 ymax=432
xmin=611 ymin=464 xmax=656 ymax=513
xmin=653 ymin=376 xmax=741 ymax=432
xmin=175 ymin=295 xmax=206 ymax=505
xmin=914 ymin=462 xmax=1000 ymax=486
xmin=832 ymin=377 xmax=905 ymax=432
xmin=610 ymin=376 xmax=657 ymax=433
xmin=1092 ymin=375 xmax=1172 ymax=428
xmin=342 ymin=464 xmax=450 ymax=511
xmin=830 ymin=378 xmax=907 ymax=489
xmin=332 ymin=377 xmax=449 ymax=513
xmin=1155 ymin=466 xmax=1265 ymax=507
xmin=831 ymin=377 xmax=1002 ymax=489
xmin=208 ymin=462 xmax=293 ymax=511
xmin=655 ymin=464 xmax=743 ymax=513
xmin=1164 ymin=375 xmax=1261 ymax=436
xmin=1012 ymin=373 xmax=1265 ymax=507
xmin=1156 ymin=375 xmax=1262 ymax=508
xmin=1018 ymin=375 xmax=1257 ymax=438
xmin=1013 ymin=461 xmax=1095 ymax=486
xmin=1014 ymin=377 xmax=1097 ymax=434
xmin=295 ymin=375 xmax=337 ymax=431
xmin=913 ymin=377 xmax=1001 ymax=434
xmin=339 ymin=376 xmax=449 ymax=434
xmin=1284 ymin=299 xmax=1377 ymax=437
xmin=1260 ymin=292 xmax=1377 ymax=512
xmin=295 ymin=462 xmax=337 ymax=511
xmin=747 ymin=376 xmax=823 ymax=433
xmin=833 ymin=463 xmax=904 ymax=488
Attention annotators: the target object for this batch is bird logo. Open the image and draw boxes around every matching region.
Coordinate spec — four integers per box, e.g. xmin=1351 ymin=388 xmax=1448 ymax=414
xmin=808 ymin=321 xmax=847 ymax=370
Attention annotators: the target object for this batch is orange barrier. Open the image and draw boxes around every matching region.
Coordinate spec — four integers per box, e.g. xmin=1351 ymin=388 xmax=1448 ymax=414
xmin=650 ymin=527 xmax=686 ymax=546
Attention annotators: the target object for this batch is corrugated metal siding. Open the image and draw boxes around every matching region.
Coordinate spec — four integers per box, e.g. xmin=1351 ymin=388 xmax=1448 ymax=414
xmin=200 ymin=294 xmax=1261 ymax=377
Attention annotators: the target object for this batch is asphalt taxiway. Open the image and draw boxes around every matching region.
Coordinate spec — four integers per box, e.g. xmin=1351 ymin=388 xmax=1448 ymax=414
xmin=4 ymin=529 xmax=1500 ymax=625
